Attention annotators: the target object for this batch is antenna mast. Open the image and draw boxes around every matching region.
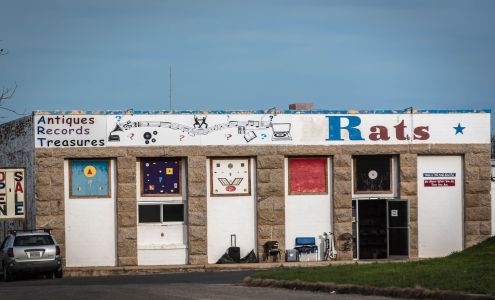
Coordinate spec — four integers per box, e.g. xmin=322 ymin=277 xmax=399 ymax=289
xmin=169 ymin=65 xmax=172 ymax=111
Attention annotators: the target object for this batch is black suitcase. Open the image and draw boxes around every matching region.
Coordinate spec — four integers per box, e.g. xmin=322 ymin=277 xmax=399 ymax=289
xmin=228 ymin=234 xmax=241 ymax=263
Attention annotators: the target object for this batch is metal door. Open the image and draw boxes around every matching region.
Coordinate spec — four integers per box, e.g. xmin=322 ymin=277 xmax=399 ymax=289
xmin=388 ymin=200 xmax=408 ymax=256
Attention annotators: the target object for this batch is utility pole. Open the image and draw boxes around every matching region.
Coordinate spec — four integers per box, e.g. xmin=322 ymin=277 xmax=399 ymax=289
xmin=169 ymin=65 xmax=172 ymax=111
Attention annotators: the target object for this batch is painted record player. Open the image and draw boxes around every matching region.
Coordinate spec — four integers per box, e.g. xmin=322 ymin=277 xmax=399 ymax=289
xmin=271 ymin=123 xmax=292 ymax=141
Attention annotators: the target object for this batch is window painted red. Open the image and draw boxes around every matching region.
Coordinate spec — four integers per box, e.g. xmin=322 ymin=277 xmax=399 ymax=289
xmin=288 ymin=158 xmax=327 ymax=194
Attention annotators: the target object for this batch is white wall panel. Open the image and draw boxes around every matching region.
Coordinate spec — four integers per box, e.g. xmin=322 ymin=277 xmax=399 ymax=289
xmin=418 ymin=156 xmax=463 ymax=257
xmin=207 ymin=158 xmax=256 ymax=264
xmin=284 ymin=158 xmax=332 ymax=260
xmin=64 ymin=160 xmax=117 ymax=267
xmin=137 ymin=248 xmax=187 ymax=265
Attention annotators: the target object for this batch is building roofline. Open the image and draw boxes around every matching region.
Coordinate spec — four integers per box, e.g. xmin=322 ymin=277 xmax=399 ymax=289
xmin=32 ymin=108 xmax=492 ymax=115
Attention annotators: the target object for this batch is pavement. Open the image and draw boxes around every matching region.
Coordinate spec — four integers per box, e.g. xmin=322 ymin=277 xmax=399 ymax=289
xmin=0 ymin=270 xmax=400 ymax=300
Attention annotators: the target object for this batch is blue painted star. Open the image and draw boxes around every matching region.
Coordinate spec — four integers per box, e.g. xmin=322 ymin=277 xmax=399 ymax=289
xmin=453 ymin=123 xmax=466 ymax=135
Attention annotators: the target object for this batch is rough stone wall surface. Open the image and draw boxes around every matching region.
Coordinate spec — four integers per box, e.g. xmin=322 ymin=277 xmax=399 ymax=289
xmin=35 ymin=149 xmax=66 ymax=259
xmin=116 ymin=156 xmax=137 ymax=266
xmin=187 ymin=155 xmax=207 ymax=264
xmin=256 ymin=154 xmax=285 ymax=259
xmin=0 ymin=116 xmax=34 ymax=239
xmin=332 ymin=154 xmax=354 ymax=260
xmin=464 ymin=151 xmax=492 ymax=247
xmin=400 ymin=153 xmax=418 ymax=257
xmin=34 ymin=143 xmax=491 ymax=265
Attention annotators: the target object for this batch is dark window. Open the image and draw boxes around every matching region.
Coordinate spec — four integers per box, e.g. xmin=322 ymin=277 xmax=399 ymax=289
xmin=14 ymin=235 xmax=54 ymax=247
xmin=163 ymin=204 xmax=184 ymax=222
xmin=138 ymin=205 xmax=161 ymax=223
xmin=355 ymin=156 xmax=392 ymax=193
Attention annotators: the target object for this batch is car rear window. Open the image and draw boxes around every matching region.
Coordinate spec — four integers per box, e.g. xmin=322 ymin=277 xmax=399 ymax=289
xmin=14 ymin=235 xmax=54 ymax=246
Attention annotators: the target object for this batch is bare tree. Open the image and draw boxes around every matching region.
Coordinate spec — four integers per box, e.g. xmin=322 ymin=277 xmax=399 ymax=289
xmin=0 ymin=44 xmax=23 ymax=117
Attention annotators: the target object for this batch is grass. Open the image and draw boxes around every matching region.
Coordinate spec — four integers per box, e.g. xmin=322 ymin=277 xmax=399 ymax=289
xmin=254 ymin=236 xmax=495 ymax=295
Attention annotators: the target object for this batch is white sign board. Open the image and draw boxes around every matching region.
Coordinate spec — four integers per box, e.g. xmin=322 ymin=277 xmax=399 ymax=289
xmin=0 ymin=169 xmax=25 ymax=220
xmin=34 ymin=112 xmax=490 ymax=147
xmin=35 ymin=115 xmax=107 ymax=147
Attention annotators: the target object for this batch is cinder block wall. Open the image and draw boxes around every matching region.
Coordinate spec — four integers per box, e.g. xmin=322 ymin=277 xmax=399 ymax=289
xmin=0 ymin=116 xmax=35 ymax=238
xmin=34 ymin=144 xmax=491 ymax=266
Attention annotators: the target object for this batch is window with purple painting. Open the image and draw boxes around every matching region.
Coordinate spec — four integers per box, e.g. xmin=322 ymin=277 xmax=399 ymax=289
xmin=141 ymin=158 xmax=182 ymax=196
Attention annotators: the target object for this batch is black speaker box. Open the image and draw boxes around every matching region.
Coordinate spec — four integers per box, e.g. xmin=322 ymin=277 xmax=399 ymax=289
xmin=228 ymin=247 xmax=241 ymax=263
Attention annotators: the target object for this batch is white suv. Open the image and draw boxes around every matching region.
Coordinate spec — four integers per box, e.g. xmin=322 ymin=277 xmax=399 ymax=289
xmin=1 ymin=230 xmax=63 ymax=281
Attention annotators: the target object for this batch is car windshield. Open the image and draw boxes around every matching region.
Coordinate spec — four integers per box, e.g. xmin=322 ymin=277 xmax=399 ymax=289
xmin=14 ymin=235 xmax=54 ymax=247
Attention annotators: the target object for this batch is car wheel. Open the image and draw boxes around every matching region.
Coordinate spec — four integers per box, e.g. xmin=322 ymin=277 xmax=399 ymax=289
xmin=55 ymin=269 xmax=63 ymax=279
xmin=3 ymin=264 xmax=12 ymax=282
xmin=45 ymin=272 xmax=54 ymax=279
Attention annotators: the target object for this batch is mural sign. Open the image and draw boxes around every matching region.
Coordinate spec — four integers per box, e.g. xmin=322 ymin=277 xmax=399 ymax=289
xmin=34 ymin=111 xmax=490 ymax=147
xmin=69 ymin=160 xmax=110 ymax=198
xmin=210 ymin=158 xmax=251 ymax=196
xmin=141 ymin=158 xmax=181 ymax=196
xmin=0 ymin=168 xmax=25 ymax=220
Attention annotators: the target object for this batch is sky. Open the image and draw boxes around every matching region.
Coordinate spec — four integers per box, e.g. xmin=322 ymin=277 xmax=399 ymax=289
xmin=0 ymin=0 xmax=494 ymax=131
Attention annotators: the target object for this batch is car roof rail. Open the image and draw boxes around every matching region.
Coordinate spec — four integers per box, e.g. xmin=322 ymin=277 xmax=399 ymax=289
xmin=8 ymin=228 xmax=52 ymax=236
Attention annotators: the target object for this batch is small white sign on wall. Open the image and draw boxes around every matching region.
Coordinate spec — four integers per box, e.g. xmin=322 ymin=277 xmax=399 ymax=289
xmin=210 ymin=158 xmax=251 ymax=196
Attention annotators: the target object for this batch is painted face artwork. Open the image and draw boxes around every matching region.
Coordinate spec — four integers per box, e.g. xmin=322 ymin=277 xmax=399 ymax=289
xmin=142 ymin=158 xmax=181 ymax=195
xmin=211 ymin=158 xmax=250 ymax=196
xmin=70 ymin=160 xmax=110 ymax=197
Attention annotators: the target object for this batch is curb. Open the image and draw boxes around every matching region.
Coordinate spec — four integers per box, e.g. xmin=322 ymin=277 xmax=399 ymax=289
xmin=62 ymin=259 xmax=417 ymax=278
xmin=63 ymin=261 xmax=344 ymax=278
xmin=243 ymin=277 xmax=495 ymax=300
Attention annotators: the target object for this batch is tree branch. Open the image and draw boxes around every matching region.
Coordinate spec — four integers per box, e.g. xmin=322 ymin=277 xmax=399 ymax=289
xmin=0 ymin=105 xmax=26 ymax=116
xmin=0 ymin=82 xmax=17 ymax=102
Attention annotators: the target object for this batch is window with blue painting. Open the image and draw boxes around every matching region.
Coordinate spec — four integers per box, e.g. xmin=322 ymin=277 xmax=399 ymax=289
xmin=141 ymin=158 xmax=181 ymax=196
xmin=69 ymin=159 xmax=111 ymax=198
